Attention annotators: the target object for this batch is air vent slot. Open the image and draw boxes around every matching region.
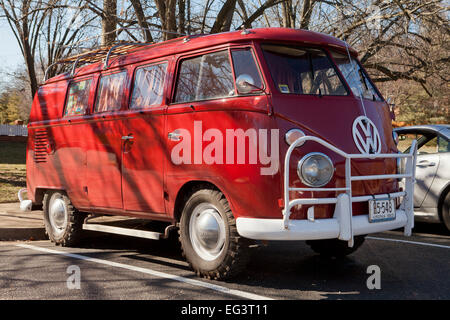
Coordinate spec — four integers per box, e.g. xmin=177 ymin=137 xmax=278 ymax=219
xmin=34 ymin=129 xmax=48 ymax=163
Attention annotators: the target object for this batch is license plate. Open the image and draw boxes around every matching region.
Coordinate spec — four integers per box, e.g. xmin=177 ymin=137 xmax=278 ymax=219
xmin=369 ymin=198 xmax=396 ymax=223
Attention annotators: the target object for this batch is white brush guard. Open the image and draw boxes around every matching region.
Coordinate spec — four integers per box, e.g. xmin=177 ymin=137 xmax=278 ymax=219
xmin=236 ymin=136 xmax=418 ymax=247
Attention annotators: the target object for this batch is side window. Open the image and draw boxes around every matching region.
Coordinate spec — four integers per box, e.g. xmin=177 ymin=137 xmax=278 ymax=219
xmin=231 ymin=49 xmax=262 ymax=91
xmin=174 ymin=50 xmax=234 ymax=103
xmin=438 ymin=135 xmax=450 ymax=153
xmin=64 ymin=79 xmax=92 ymax=116
xmin=419 ymin=135 xmax=438 ymax=154
xmin=95 ymin=71 xmax=127 ymax=113
xmin=130 ymin=62 xmax=167 ymax=109
xmin=398 ymin=132 xmax=441 ymax=154
xmin=397 ymin=133 xmax=417 ymax=153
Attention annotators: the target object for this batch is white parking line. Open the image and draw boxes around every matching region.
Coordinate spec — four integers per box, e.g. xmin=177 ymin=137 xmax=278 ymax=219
xmin=367 ymin=236 xmax=450 ymax=249
xmin=16 ymin=243 xmax=272 ymax=300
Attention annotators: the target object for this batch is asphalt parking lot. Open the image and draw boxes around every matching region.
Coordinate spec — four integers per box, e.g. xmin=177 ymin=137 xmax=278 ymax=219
xmin=0 ymin=222 xmax=449 ymax=300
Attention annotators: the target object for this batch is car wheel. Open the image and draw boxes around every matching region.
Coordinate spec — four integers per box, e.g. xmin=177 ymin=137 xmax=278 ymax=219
xmin=306 ymin=235 xmax=366 ymax=258
xmin=179 ymin=188 xmax=250 ymax=280
xmin=43 ymin=191 xmax=86 ymax=246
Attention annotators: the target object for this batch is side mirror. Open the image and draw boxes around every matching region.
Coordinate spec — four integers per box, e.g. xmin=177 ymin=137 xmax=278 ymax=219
xmin=399 ymin=134 xmax=407 ymax=141
xmin=236 ymin=74 xmax=262 ymax=94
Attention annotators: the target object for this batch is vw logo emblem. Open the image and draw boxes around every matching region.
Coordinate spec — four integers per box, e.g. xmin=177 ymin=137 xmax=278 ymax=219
xmin=352 ymin=116 xmax=381 ymax=154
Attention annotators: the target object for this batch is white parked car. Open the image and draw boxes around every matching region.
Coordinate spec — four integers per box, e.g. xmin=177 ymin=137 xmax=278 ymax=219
xmin=394 ymin=125 xmax=450 ymax=232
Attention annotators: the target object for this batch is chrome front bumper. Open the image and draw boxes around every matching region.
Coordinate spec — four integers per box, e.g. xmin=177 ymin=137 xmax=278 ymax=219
xmin=236 ymin=136 xmax=418 ymax=246
xmin=237 ymin=198 xmax=408 ymax=241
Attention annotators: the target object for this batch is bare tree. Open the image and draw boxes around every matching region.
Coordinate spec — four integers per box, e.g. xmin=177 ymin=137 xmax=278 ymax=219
xmin=102 ymin=0 xmax=117 ymax=45
xmin=210 ymin=0 xmax=237 ymax=33
xmin=130 ymin=0 xmax=153 ymax=42
xmin=299 ymin=0 xmax=316 ymax=29
xmin=326 ymin=0 xmax=448 ymax=95
xmin=236 ymin=0 xmax=281 ymax=29
xmin=41 ymin=0 xmax=98 ymax=79
xmin=154 ymin=0 xmax=177 ymax=40
xmin=1 ymin=0 xmax=447 ymax=122
xmin=0 ymin=0 xmax=54 ymax=97
xmin=178 ymin=0 xmax=186 ymax=35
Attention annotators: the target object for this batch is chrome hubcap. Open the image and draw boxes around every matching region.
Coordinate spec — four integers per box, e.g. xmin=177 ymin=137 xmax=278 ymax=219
xmin=189 ymin=203 xmax=226 ymax=261
xmin=49 ymin=196 xmax=68 ymax=235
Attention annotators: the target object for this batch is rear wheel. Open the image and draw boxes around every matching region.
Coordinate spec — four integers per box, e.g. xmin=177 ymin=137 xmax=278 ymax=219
xmin=442 ymin=192 xmax=450 ymax=233
xmin=43 ymin=191 xmax=86 ymax=246
xmin=306 ymin=235 xmax=366 ymax=258
xmin=179 ymin=188 xmax=250 ymax=280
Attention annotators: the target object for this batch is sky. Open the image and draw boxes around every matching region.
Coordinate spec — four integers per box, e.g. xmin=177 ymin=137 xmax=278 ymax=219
xmin=0 ymin=22 xmax=23 ymax=65
xmin=0 ymin=20 xmax=24 ymax=84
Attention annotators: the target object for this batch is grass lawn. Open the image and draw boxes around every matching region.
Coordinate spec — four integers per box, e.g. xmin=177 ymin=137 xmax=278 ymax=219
xmin=0 ymin=141 xmax=26 ymax=203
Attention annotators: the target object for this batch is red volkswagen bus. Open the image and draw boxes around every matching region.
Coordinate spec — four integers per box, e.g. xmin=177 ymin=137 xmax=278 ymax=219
xmin=24 ymin=28 xmax=417 ymax=279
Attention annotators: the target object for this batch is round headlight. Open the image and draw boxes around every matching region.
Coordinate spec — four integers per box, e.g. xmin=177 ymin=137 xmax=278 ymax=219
xmin=285 ymin=129 xmax=306 ymax=147
xmin=297 ymin=153 xmax=334 ymax=187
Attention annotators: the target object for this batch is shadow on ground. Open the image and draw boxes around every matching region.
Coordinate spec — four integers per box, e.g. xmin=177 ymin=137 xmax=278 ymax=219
xmin=41 ymin=218 xmax=449 ymax=300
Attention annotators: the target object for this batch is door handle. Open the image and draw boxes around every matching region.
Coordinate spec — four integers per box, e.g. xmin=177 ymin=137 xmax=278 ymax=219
xmin=417 ymin=160 xmax=436 ymax=167
xmin=121 ymin=135 xmax=134 ymax=140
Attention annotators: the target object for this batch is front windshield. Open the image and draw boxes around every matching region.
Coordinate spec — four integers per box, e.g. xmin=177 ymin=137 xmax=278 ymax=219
xmin=330 ymin=50 xmax=383 ymax=101
xmin=261 ymin=44 xmax=348 ymax=96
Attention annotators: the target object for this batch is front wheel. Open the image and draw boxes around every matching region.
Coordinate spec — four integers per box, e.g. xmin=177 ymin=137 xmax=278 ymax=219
xmin=306 ymin=235 xmax=366 ymax=258
xmin=179 ymin=188 xmax=250 ymax=280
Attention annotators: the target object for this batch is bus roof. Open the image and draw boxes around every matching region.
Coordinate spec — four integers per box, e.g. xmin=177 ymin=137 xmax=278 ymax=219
xmin=44 ymin=27 xmax=357 ymax=84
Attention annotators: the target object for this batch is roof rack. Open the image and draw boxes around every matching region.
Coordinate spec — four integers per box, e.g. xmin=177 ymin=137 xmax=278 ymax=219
xmin=43 ymin=42 xmax=152 ymax=82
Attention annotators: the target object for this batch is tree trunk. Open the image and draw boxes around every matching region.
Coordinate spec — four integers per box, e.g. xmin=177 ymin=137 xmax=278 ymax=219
xmin=237 ymin=0 xmax=277 ymax=29
xmin=186 ymin=0 xmax=191 ymax=34
xmin=154 ymin=0 xmax=177 ymax=40
xmin=281 ymin=0 xmax=294 ymax=28
xmin=178 ymin=0 xmax=186 ymax=35
xmin=299 ymin=0 xmax=315 ymax=30
xmin=130 ymin=0 xmax=153 ymax=42
xmin=210 ymin=0 xmax=237 ymax=33
xmin=21 ymin=0 xmax=38 ymax=97
xmin=23 ymin=40 xmax=38 ymax=97
xmin=102 ymin=0 xmax=117 ymax=46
